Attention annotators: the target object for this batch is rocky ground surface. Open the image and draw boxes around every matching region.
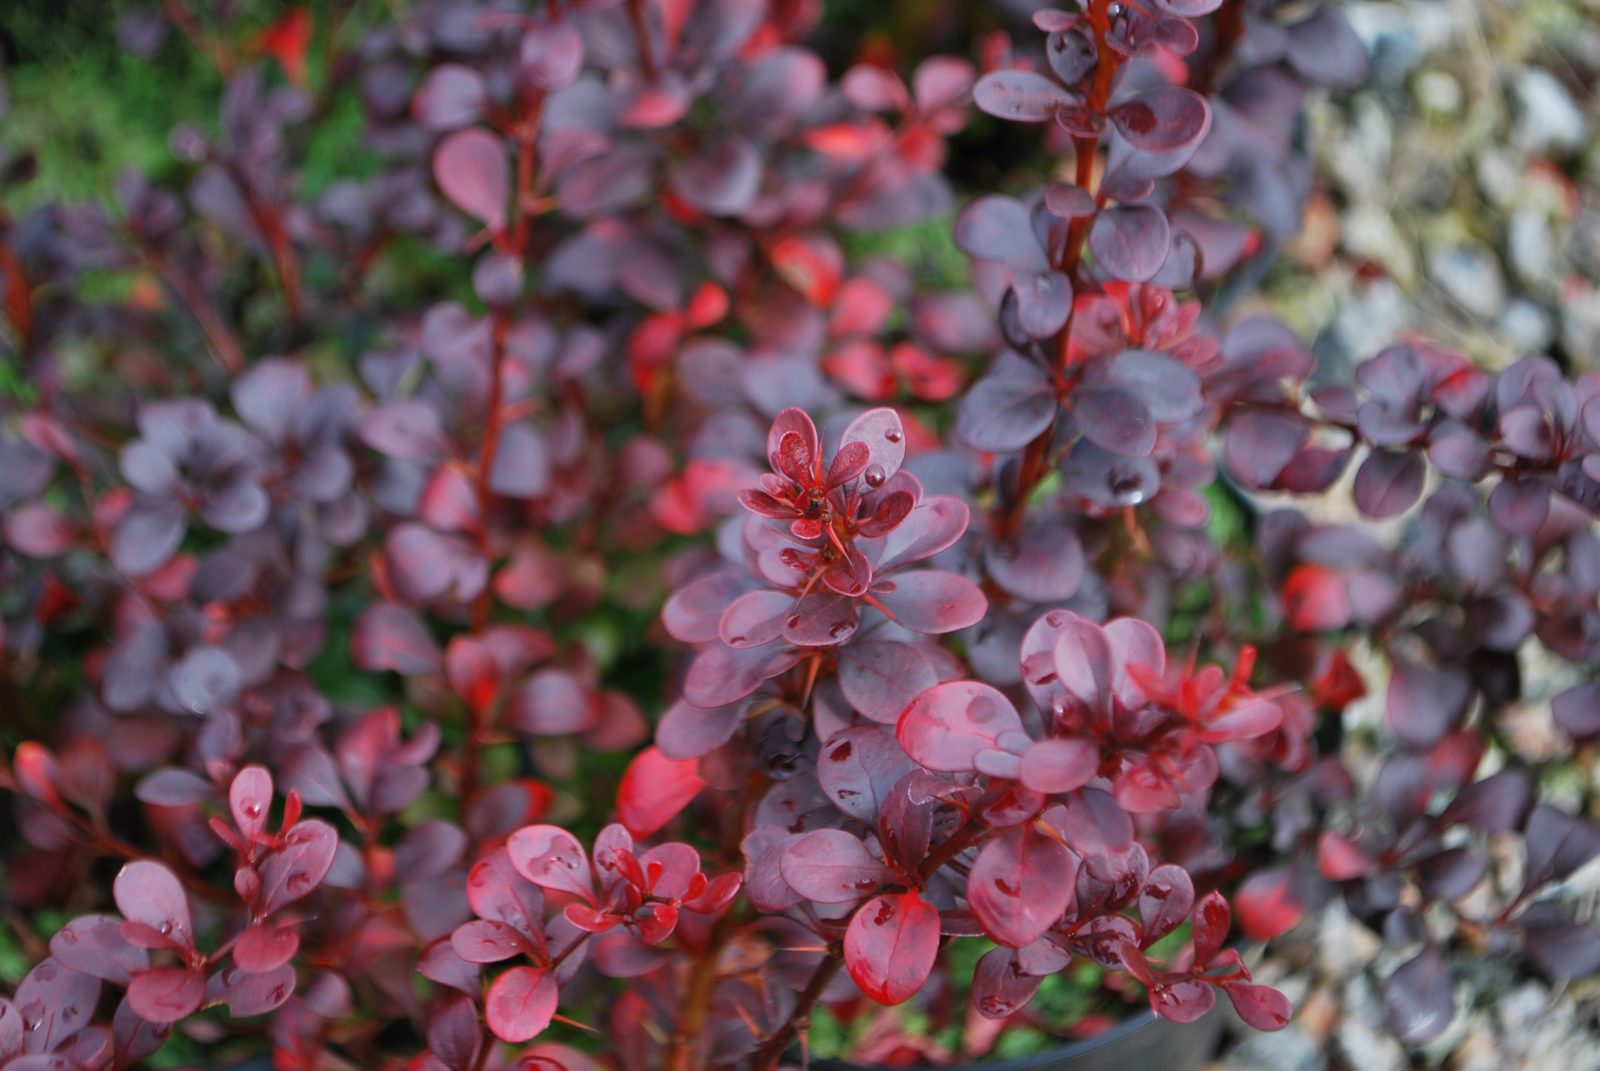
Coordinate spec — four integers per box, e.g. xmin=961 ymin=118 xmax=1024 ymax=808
xmin=1238 ymin=0 xmax=1600 ymax=379
xmin=1212 ymin=2 xmax=1600 ymax=1066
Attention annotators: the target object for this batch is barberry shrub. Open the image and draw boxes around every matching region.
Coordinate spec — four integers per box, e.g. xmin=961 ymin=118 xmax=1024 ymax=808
xmin=1 ymin=0 xmax=1598 ymax=1069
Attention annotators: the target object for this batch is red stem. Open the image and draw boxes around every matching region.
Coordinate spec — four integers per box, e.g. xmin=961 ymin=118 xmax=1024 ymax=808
xmin=139 ymin=243 xmax=247 ymax=374
xmin=218 ymin=159 xmax=303 ymax=322
xmin=626 ymin=0 xmax=660 ymax=82
xmin=460 ymin=92 xmax=543 ymax=809
xmin=0 ymin=223 xmax=33 ymax=353
xmin=994 ymin=0 xmax=1119 ymax=542
xmin=460 ymin=313 xmax=508 ymax=809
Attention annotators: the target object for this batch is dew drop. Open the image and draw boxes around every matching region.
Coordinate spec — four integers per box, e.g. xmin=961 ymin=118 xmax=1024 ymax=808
xmin=786 ymin=615 xmax=802 ymax=629
xmin=241 ymin=800 xmax=263 ymax=819
xmin=828 ymin=620 xmax=854 ymax=638
xmin=829 ymin=741 xmax=854 ymax=762
xmin=884 ymin=430 xmax=902 ymax=444
xmin=158 ymin=920 xmax=174 ymax=936
xmin=57 ymin=928 xmax=78 ymax=945
xmin=1107 ymin=468 xmax=1148 ymax=506
xmin=728 ymin=635 xmax=747 ymax=646
xmin=994 ymin=877 xmax=1020 ymax=897
xmin=863 ymin=465 xmax=886 ymax=488
xmin=286 ymin=873 xmax=312 ymax=894
xmin=271 ymin=984 xmax=288 ymax=1002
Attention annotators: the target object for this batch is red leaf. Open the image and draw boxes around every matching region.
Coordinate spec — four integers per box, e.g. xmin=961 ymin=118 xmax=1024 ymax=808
xmin=433 ymin=128 xmax=509 ymax=232
xmin=839 ymin=407 xmax=907 ymax=488
xmin=967 ymin=827 xmax=1076 ymax=948
xmin=205 ymin=962 xmax=296 ymax=1016
xmin=114 ymin=861 xmax=194 ymax=956
xmin=779 ymin=830 xmax=890 ymax=904
xmin=1151 ymin=978 xmax=1216 ymax=1023
xmin=1226 ymin=982 xmax=1293 ymax=1031
xmin=897 ymin=681 xmax=1024 ymax=772
xmin=769 ymin=234 xmax=842 ymax=307
xmin=616 ymin=746 xmax=704 ymax=837
xmin=1107 ymin=87 xmax=1211 ymax=153
xmin=352 ymin=602 xmax=444 ymax=675
xmin=229 ymin=765 xmax=273 ymax=842
xmin=258 ymin=820 xmax=338 ymax=914
xmin=1191 ymin=890 xmax=1231 ymax=964
xmin=1281 ymin=565 xmax=1351 ymax=632
xmin=1139 ymin=865 xmax=1195 ymax=946
xmin=1316 ymin=831 xmax=1374 ymax=880
xmin=452 ymin=920 xmax=532 ymax=963
xmin=844 ymin=892 xmax=941 ymax=1005
xmin=507 ymin=825 xmax=593 ymax=900
xmin=486 ymin=966 xmax=558 ymax=1043
xmin=466 ymin=849 xmax=546 ymax=935
xmin=3 ymin=503 xmax=76 ymax=557
xmin=255 ymin=8 xmax=312 ymax=89
xmin=413 ymin=65 xmax=487 ymax=130
xmin=446 ymin=637 xmax=502 ymax=716
xmin=1017 ymin=737 xmax=1099 ymax=794
xmin=233 ymin=923 xmax=300 ymax=973
xmin=972 ymin=70 xmax=1074 ymax=122
xmin=1233 ymin=868 xmax=1303 ymax=941
xmin=49 ymin=915 xmax=149 ymax=985
xmin=12 ymin=741 xmax=61 ymax=806
xmin=127 ymin=966 xmax=205 ymax=1023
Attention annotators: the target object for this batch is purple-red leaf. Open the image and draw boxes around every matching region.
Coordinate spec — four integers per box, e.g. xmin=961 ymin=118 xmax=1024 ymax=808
xmin=1017 ymin=737 xmax=1098 ymax=794
xmin=617 ymin=746 xmax=704 ymax=837
xmin=433 ymin=128 xmax=509 ymax=232
xmin=844 ymin=892 xmax=941 ymax=1005
xmin=1353 ymin=448 xmax=1425 ymax=518
xmin=127 ymin=966 xmax=205 ymax=1024
xmin=508 ymin=825 xmax=593 ymax=899
xmin=1108 ymin=88 xmax=1211 ymax=153
xmin=1226 ymin=983 xmax=1292 ymax=1031
xmin=874 ymin=570 xmax=987 ymax=635
xmin=114 ymin=861 xmax=194 ymax=955
xmin=1089 ymin=205 xmax=1171 ymax=283
xmin=780 ymin=830 xmax=890 ymax=903
xmin=259 ymin=820 xmax=338 ymax=914
xmin=972 ymin=71 xmax=1074 ymax=123
xmin=898 ymin=681 xmax=1025 ymax=772
xmin=1384 ymin=947 xmax=1453 ymax=1045
xmin=414 ymin=65 xmax=486 ymax=130
xmin=967 ymin=827 xmax=1076 ymax=948
xmin=233 ymin=923 xmax=300 ymax=973
xmin=485 ymin=966 xmax=557 ymax=1043
xmin=1139 ymin=865 xmax=1195 ymax=946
